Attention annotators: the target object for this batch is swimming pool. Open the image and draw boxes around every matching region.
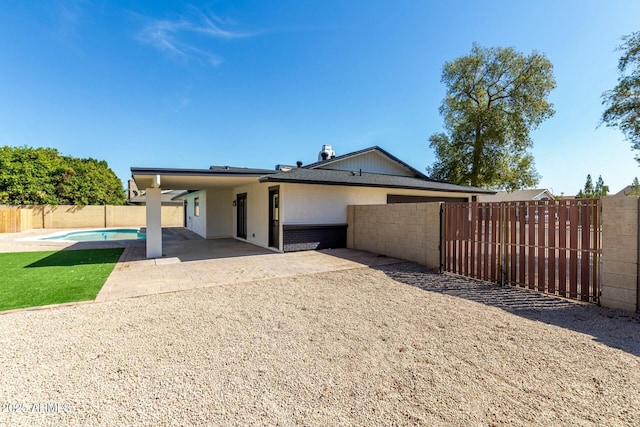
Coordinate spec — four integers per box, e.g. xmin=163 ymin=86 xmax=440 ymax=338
xmin=42 ymin=228 xmax=146 ymax=242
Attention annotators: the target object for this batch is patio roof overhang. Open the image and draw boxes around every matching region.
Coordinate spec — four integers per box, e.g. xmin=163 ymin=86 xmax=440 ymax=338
xmin=131 ymin=167 xmax=271 ymax=190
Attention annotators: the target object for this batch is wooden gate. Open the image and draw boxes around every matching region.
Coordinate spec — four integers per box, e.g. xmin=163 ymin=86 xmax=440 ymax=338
xmin=0 ymin=207 xmax=33 ymax=233
xmin=441 ymin=200 xmax=601 ymax=303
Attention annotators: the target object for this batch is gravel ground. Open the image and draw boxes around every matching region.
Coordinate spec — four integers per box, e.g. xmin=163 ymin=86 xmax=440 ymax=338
xmin=1 ymin=262 xmax=639 ymax=426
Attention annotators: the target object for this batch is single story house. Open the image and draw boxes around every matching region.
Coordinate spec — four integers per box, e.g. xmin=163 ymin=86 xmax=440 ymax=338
xmin=131 ymin=145 xmax=494 ymax=258
xmin=478 ymin=188 xmax=555 ymax=203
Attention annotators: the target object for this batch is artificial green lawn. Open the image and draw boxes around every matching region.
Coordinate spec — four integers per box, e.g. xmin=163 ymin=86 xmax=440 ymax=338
xmin=0 ymin=248 xmax=123 ymax=312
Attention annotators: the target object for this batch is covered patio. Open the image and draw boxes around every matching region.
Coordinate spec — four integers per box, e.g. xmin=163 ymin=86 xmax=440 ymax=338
xmin=131 ymin=167 xmax=274 ymax=258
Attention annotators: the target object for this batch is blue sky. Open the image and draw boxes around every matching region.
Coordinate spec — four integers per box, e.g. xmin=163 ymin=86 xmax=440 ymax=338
xmin=1 ymin=0 xmax=639 ymax=196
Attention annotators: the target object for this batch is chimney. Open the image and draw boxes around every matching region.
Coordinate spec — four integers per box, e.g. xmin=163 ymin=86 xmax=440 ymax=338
xmin=318 ymin=144 xmax=336 ymax=161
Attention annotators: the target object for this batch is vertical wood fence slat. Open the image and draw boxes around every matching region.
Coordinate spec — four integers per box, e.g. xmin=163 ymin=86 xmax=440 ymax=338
xmin=569 ymin=202 xmax=579 ymax=299
xmin=558 ymin=200 xmax=568 ymax=297
xmin=449 ymin=205 xmax=456 ymax=273
xmin=476 ymin=205 xmax=483 ymax=279
xmin=483 ymin=205 xmax=490 ymax=281
xmin=537 ymin=203 xmax=546 ymax=292
xmin=462 ymin=204 xmax=469 ymax=277
xmin=527 ymin=205 xmax=536 ymax=290
xmin=490 ymin=205 xmax=498 ymax=282
xmin=470 ymin=204 xmax=477 ymax=278
xmin=509 ymin=204 xmax=517 ymax=284
xmin=580 ymin=202 xmax=591 ymax=302
xmin=519 ymin=204 xmax=526 ymax=287
xmin=547 ymin=203 xmax=557 ymax=294
xmin=442 ymin=199 xmax=600 ymax=304
xmin=457 ymin=204 xmax=464 ymax=274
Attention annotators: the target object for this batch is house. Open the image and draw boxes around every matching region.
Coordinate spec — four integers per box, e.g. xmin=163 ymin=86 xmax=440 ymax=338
xmin=478 ymin=188 xmax=555 ymax=203
xmin=615 ymin=185 xmax=640 ymax=197
xmin=131 ymin=145 xmax=495 ymax=258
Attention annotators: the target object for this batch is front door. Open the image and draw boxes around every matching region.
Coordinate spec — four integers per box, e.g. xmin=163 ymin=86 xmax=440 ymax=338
xmin=268 ymin=188 xmax=279 ymax=248
xmin=236 ymin=193 xmax=247 ymax=239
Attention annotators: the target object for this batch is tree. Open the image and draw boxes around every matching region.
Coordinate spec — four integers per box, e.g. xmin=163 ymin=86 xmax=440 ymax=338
xmin=0 ymin=146 xmax=125 ymax=205
xmin=601 ymin=31 xmax=640 ymax=162
xmin=625 ymin=176 xmax=640 ymax=196
xmin=594 ymin=175 xmax=609 ymax=197
xmin=577 ymin=174 xmax=609 ymax=198
xmin=427 ymin=43 xmax=556 ymax=190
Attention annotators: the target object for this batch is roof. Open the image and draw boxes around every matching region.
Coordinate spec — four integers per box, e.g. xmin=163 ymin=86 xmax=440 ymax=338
xmin=131 ymin=166 xmax=276 ymax=190
xmin=302 ymin=146 xmax=429 ymax=179
xmin=209 ymin=165 xmax=276 ymax=174
xmin=615 ymin=185 xmax=640 ymax=196
xmin=131 ymin=147 xmax=494 ymax=194
xmin=479 ymin=188 xmax=553 ymax=202
xmin=259 ymin=168 xmax=494 ymax=194
xmin=132 ymin=166 xmax=275 ymax=176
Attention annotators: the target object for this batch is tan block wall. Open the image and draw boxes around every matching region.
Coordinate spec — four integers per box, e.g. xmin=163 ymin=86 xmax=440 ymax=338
xmin=347 ymin=202 xmax=442 ymax=270
xmin=159 ymin=206 xmax=184 ymax=227
xmin=48 ymin=205 xmax=109 ymax=228
xmin=600 ymin=196 xmax=638 ymax=312
xmin=0 ymin=204 xmax=184 ymax=230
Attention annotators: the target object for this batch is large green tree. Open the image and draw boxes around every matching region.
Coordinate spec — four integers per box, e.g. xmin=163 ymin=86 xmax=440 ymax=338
xmin=0 ymin=146 xmax=125 ymax=205
xmin=576 ymin=174 xmax=609 ymax=199
xmin=427 ymin=43 xmax=556 ymax=190
xmin=601 ymin=31 xmax=640 ymax=162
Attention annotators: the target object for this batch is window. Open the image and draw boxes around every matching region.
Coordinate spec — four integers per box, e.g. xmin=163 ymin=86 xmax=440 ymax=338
xmin=194 ymin=197 xmax=200 ymax=217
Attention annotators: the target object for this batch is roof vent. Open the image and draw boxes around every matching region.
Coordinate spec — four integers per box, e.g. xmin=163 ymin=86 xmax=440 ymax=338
xmin=318 ymin=144 xmax=336 ymax=162
xmin=296 ymin=161 xmax=303 ymax=168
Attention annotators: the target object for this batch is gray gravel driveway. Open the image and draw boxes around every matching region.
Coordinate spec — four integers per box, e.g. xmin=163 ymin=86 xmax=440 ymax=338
xmin=1 ymin=262 xmax=639 ymax=426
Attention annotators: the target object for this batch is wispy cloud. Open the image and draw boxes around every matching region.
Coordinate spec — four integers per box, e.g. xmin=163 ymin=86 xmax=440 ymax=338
xmin=137 ymin=7 xmax=253 ymax=67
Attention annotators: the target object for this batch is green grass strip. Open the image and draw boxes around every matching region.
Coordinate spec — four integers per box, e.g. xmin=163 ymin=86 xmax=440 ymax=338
xmin=0 ymin=248 xmax=123 ymax=312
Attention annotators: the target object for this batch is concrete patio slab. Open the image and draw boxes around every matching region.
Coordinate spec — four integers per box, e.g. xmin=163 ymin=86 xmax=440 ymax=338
xmin=96 ymin=240 xmax=404 ymax=302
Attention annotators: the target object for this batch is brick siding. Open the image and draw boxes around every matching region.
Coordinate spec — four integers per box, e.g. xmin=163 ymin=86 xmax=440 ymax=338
xmin=282 ymin=224 xmax=348 ymax=252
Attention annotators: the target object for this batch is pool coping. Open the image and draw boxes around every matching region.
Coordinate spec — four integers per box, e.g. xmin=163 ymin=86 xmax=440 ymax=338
xmin=16 ymin=227 xmax=145 ymax=243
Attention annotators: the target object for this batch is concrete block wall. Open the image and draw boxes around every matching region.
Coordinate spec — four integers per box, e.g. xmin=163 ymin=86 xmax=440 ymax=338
xmin=600 ymin=196 xmax=639 ymax=312
xmin=1 ymin=205 xmax=184 ymax=230
xmin=347 ymin=202 xmax=441 ymax=270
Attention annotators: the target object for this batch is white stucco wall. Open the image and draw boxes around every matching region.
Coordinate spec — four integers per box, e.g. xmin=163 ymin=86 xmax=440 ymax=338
xmin=183 ymin=191 xmax=207 ymax=238
xmin=231 ymin=182 xmax=272 ymax=249
xmin=280 ymin=184 xmax=475 ymax=225
xmin=205 ymin=188 xmax=233 ymax=238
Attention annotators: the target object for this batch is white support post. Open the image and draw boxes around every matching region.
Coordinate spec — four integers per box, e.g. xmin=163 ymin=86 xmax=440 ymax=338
xmin=145 ymin=185 xmax=163 ymax=258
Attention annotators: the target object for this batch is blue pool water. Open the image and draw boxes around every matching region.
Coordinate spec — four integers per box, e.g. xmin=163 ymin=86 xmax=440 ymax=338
xmin=43 ymin=229 xmax=146 ymax=242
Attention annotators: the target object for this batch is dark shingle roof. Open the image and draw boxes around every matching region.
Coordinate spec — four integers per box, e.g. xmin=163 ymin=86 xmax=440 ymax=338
xmin=209 ymin=165 xmax=276 ymax=174
xmin=259 ymin=168 xmax=494 ymax=194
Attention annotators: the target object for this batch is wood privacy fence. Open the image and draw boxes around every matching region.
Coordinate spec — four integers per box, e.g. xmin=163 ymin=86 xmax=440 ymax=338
xmin=0 ymin=207 xmax=33 ymax=232
xmin=442 ymin=200 xmax=601 ymax=303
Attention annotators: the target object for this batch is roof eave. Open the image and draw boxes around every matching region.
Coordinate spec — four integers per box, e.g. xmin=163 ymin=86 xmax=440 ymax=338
xmin=260 ymin=176 xmax=495 ymax=194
